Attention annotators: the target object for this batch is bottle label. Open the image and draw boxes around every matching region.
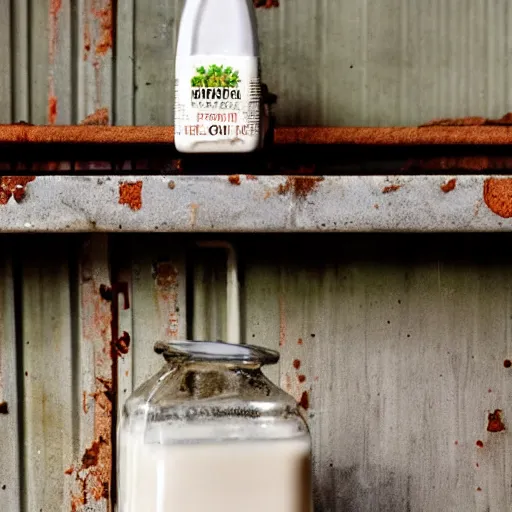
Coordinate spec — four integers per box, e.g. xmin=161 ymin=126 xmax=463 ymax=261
xmin=175 ymin=56 xmax=260 ymax=147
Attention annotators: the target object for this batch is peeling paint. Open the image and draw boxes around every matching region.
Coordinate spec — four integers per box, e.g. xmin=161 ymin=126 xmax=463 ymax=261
xmin=0 ymin=177 xmax=36 ymax=205
xmin=277 ymin=176 xmax=324 ymax=198
xmin=441 ymin=179 xmax=456 ymax=193
xmin=119 ymin=181 xmax=143 ymax=211
xmin=483 ymin=178 xmax=512 ymax=218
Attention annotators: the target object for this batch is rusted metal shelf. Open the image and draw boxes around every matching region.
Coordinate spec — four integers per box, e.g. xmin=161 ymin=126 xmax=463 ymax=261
xmin=0 ymin=126 xmax=511 ymax=232
xmin=2 ymin=125 xmax=512 ymax=145
xmin=0 ymin=174 xmax=510 ymax=233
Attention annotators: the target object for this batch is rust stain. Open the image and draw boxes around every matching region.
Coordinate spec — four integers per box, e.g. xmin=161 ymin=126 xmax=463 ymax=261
xmin=93 ymin=1 xmax=113 ymax=56
xmin=504 ymin=359 xmax=511 ymax=368
xmin=69 ymin=380 xmax=112 ymax=508
xmin=168 ymin=180 xmax=176 ymax=190
xmin=279 ymin=294 xmax=286 ymax=347
xmin=0 ymin=176 xmax=36 ymax=205
xmin=298 ymin=374 xmax=306 ymax=383
xmin=115 ymin=331 xmax=131 ymax=356
xmin=84 ymin=20 xmax=91 ymax=60
xmin=487 ymin=409 xmax=505 ymax=432
xmin=382 ymin=184 xmax=401 ymax=194
xmin=254 ymin=0 xmax=279 ymax=6
xmin=154 ymin=262 xmax=180 ymax=340
xmin=299 ymin=391 xmax=310 ymax=410
xmin=476 ymin=440 xmax=484 ymax=448
xmin=82 ymin=391 xmax=89 ymax=414
xmin=477 ymin=487 xmax=482 ymax=492
xmin=0 ymin=401 xmax=8 ymax=414
xmin=155 ymin=262 xmax=178 ymax=287
xmin=483 ymin=178 xmax=512 ymax=218
xmin=282 ymin=373 xmax=292 ymax=394
xmin=48 ymin=96 xmax=58 ymax=125
xmin=228 ymin=175 xmax=241 ymax=185
xmin=48 ymin=0 xmax=62 ymax=125
xmin=441 ymin=178 xmax=457 ymax=193
xmin=82 ymin=438 xmax=104 ymax=469
xmin=81 ymin=108 xmax=109 ymax=126
xmin=119 ymin=181 xmax=143 ymax=211
xmin=298 ymin=337 xmax=303 ymax=345
xmin=277 ymin=176 xmax=324 ymax=198
xmin=71 ymin=240 xmax=114 ymax=511
xmin=190 ymin=203 xmax=199 ymax=227
xmin=246 ymin=174 xmax=258 ymax=181
xmin=293 ymin=359 xmax=301 ymax=370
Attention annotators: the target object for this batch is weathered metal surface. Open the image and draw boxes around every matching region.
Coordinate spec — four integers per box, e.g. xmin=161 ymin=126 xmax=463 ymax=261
xmin=70 ymin=234 xmax=113 ymax=512
xmin=0 ymin=247 xmax=20 ymax=511
xmin=3 ymin=233 xmax=512 ymax=511
xmin=1 ymin=175 xmax=512 ymax=232
xmin=240 ymin=234 xmax=512 ymax=511
xmin=20 ymin=237 xmax=75 ymax=511
xmin=2 ymin=1 xmax=512 ymax=125
xmin=129 ymin=236 xmax=187 ymax=386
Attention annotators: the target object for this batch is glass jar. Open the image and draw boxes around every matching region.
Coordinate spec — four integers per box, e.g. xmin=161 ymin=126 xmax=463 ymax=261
xmin=118 ymin=341 xmax=313 ymax=512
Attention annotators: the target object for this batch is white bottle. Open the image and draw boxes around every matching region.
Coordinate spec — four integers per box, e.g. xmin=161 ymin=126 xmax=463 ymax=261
xmin=174 ymin=0 xmax=261 ymax=153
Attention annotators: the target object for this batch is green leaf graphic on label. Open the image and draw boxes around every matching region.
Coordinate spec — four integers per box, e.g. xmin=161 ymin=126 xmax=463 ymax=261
xmin=191 ymin=65 xmax=241 ymax=88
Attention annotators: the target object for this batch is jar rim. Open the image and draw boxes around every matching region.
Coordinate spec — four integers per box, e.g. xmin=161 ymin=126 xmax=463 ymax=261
xmin=154 ymin=340 xmax=280 ymax=365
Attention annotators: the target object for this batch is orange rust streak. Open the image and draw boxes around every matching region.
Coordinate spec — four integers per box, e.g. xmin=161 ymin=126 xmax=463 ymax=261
xmin=3 ymin=126 xmax=512 ymax=146
xmin=48 ymin=96 xmax=58 ymax=125
xmin=93 ymin=1 xmax=113 ymax=56
xmin=382 ymin=184 xmax=401 ymax=194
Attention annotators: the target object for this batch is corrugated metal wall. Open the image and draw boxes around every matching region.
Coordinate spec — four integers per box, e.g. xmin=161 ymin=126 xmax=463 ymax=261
xmin=1 ymin=0 xmax=512 ymax=126
xmin=2 ymin=234 xmax=512 ymax=511
xmin=2 ymin=2 xmax=512 ymax=512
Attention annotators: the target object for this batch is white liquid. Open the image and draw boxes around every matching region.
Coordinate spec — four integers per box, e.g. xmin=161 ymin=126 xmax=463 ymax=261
xmin=174 ymin=0 xmax=261 ymax=153
xmin=119 ymin=430 xmax=312 ymax=512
